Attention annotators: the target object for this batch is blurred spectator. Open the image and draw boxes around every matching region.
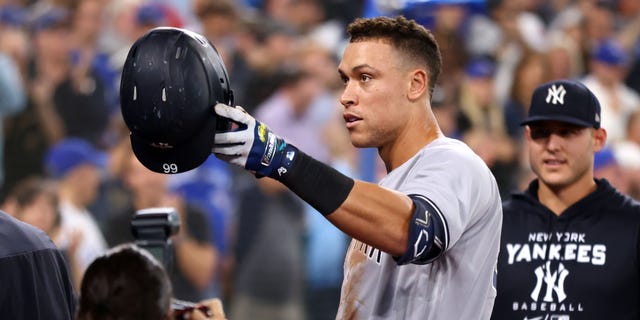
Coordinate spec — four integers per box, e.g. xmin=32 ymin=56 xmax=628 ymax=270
xmin=613 ymin=110 xmax=640 ymax=199
xmin=431 ymin=2 xmax=469 ymax=100
xmin=466 ymin=0 xmax=546 ymax=106
xmin=504 ymin=50 xmax=550 ymax=140
xmin=582 ymin=38 xmax=640 ymax=144
xmin=230 ymin=66 xmax=325 ymax=320
xmin=104 ymin=150 xmax=217 ymax=302
xmin=581 ymin=1 xmax=616 ymax=50
xmin=234 ymin=17 xmax=299 ymax=112
xmin=45 ymin=137 xmax=108 ymax=290
xmin=0 ymin=52 xmax=26 ymax=194
xmin=100 ymin=0 xmax=143 ymax=73
xmin=88 ymin=134 xmax=133 ymax=228
xmin=70 ymin=0 xmax=118 ymax=108
xmin=194 ymin=0 xmax=239 ymax=59
xmin=3 ymin=4 xmax=70 ymax=198
xmin=284 ymin=0 xmax=344 ymax=54
xmin=50 ymin=0 xmax=113 ymax=149
xmin=546 ymin=6 xmax=586 ymax=80
xmin=619 ymin=6 xmax=640 ymax=95
xmin=0 ymin=4 xmax=30 ymax=75
xmin=296 ymin=39 xmax=342 ymax=92
xmin=134 ymin=1 xmax=182 ymax=33
xmin=458 ymin=57 xmax=517 ymax=198
xmin=594 ymin=146 xmax=631 ymax=195
xmin=167 ymin=156 xmax=236 ymax=297
xmin=0 ymin=209 xmax=76 ymax=319
xmin=2 ymin=176 xmax=59 ymax=239
xmin=431 ymin=85 xmax=460 ymax=138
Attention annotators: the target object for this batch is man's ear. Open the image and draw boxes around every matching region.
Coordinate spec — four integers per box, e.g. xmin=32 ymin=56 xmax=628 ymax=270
xmin=593 ymin=127 xmax=608 ymax=152
xmin=408 ymin=69 xmax=428 ymax=101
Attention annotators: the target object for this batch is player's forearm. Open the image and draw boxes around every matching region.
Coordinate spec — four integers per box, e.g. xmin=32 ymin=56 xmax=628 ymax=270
xmin=278 ymin=148 xmax=413 ymax=256
xmin=327 ymin=180 xmax=414 ymax=256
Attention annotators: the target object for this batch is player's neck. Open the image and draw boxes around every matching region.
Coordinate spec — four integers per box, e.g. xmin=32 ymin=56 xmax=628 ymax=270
xmin=380 ymin=120 xmax=442 ymax=173
xmin=537 ymin=175 xmax=597 ymax=216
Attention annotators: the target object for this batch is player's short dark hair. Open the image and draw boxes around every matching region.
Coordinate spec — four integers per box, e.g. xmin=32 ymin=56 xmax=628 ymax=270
xmin=77 ymin=244 xmax=172 ymax=320
xmin=347 ymin=16 xmax=442 ymax=98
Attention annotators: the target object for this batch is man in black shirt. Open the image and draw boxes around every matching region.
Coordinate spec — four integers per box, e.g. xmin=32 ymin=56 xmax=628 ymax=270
xmin=0 ymin=210 xmax=76 ymax=319
xmin=492 ymin=80 xmax=640 ymax=319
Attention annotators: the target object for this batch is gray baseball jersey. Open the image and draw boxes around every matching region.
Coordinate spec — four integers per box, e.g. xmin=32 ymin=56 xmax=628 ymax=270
xmin=336 ymin=137 xmax=503 ymax=320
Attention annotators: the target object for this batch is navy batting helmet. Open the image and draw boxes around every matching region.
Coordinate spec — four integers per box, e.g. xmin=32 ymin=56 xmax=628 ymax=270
xmin=120 ymin=27 xmax=233 ymax=174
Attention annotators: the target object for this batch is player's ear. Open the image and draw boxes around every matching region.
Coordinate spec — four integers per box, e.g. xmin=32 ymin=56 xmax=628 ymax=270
xmin=408 ymin=69 xmax=427 ymax=101
xmin=524 ymin=126 xmax=533 ymax=142
xmin=592 ymin=127 xmax=607 ymax=152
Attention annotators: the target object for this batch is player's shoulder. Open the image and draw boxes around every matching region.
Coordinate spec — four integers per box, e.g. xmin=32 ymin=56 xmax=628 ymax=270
xmin=423 ymin=137 xmax=479 ymax=158
xmin=593 ymin=179 xmax=640 ymax=212
xmin=501 ymin=192 xmax=535 ymax=213
xmin=420 ymin=137 xmax=491 ymax=172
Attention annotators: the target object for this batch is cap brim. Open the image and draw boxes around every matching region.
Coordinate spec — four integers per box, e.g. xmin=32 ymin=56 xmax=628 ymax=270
xmin=130 ymin=118 xmax=215 ymax=174
xmin=520 ymin=115 xmax=594 ymax=128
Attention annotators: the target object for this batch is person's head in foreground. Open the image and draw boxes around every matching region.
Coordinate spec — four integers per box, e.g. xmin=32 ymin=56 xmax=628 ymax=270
xmin=76 ymin=244 xmax=172 ymax=320
xmin=521 ymin=79 xmax=607 ymax=191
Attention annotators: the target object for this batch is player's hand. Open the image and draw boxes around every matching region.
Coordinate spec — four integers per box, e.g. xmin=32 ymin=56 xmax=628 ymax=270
xmin=213 ymin=103 xmax=292 ymax=178
xmin=190 ymin=299 xmax=227 ymax=320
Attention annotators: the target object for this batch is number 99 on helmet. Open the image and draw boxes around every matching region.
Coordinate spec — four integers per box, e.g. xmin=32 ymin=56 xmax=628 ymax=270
xmin=120 ymin=27 xmax=233 ymax=174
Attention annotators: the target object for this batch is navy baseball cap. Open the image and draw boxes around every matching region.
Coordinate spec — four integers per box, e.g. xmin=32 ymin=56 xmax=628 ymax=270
xmin=521 ymin=79 xmax=601 ymax=128
xmin=45 ymin=138 xmax=107 ymax=179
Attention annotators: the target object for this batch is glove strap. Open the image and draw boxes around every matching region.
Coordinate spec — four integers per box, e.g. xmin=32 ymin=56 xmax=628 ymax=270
xmin=247 ymin=122 xmax=289 ymax=177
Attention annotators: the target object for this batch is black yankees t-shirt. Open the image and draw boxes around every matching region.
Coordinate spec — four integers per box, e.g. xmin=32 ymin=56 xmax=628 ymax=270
xmin=492 ymin=179 xmax=640 ymax=320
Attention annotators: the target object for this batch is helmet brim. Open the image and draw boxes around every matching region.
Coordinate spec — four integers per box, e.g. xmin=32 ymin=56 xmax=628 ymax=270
xmin=129 ymin=112 xmax=216 ymax=174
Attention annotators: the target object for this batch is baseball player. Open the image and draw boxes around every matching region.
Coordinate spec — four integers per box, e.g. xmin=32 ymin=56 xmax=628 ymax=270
xmin=119 ymin=17 xmax=502 ymax=320
xmin=212 ymin=16 xmax=502 ymax=319
xmin=491 ymin=79 xmax=640 ymax=319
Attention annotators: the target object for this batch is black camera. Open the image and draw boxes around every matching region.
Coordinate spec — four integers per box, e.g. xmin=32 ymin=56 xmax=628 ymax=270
xmin=130 ymin=208 xmax=210 ymax=319
xmin=130 ymin=207 xmax=180 ymax=271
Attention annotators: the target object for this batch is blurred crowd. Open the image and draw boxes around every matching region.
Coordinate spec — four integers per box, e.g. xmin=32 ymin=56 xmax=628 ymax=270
xmin=0 ymin=0 xmax=639 ymax=319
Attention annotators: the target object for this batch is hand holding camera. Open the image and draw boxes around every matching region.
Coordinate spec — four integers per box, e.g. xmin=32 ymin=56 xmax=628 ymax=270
xmin=172 ymin=298 xmax=226 ymax=320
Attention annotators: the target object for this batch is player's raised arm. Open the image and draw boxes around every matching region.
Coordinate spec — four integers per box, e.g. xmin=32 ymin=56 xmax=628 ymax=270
xmin=213 ymin=103 xmax=447 ymax=263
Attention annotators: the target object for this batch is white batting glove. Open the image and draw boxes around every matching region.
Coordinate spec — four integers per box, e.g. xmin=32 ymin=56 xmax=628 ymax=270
xmin=213 ymin=103 xmax=293 ymax=178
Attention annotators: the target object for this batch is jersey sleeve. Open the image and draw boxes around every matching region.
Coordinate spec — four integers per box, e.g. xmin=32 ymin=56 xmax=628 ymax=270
xmin=394 ymin=145 xmax=498 ymax=252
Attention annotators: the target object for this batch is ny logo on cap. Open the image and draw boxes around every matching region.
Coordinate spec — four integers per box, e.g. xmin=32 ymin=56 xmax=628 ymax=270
xmin=545 ymin=84 xmax=567 ymax=105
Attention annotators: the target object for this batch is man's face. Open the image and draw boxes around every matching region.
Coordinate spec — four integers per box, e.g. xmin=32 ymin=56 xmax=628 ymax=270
xmin=337 ymin=39 xmax=412 ymax=148
xmin=36 ymin=26 xmax=70 ymax=60
xmin=526 ymin=121 xmax=604 ymax=189
xmin=19 ymin=193 xmax=57 ymax=235
xmin=72 ymin=164 xmax=102 ymax=205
